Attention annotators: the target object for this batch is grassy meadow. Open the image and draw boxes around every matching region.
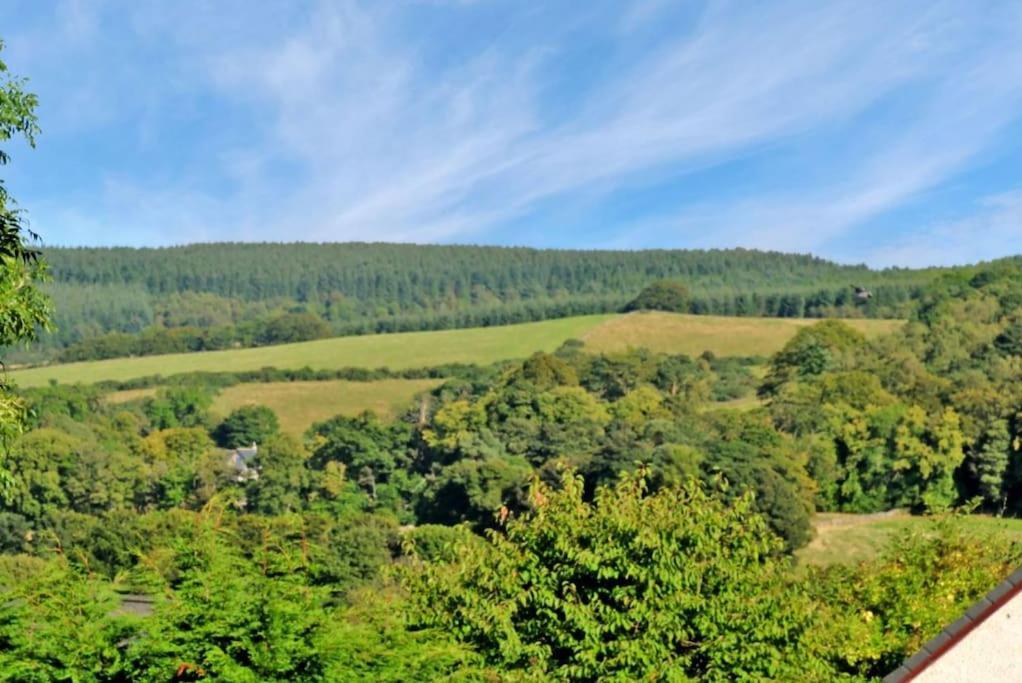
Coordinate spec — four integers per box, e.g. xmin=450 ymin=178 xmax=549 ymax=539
xmin=14 ymin=315 xmax=613 ymax=387
xmin=211 ymin=379 xmax=441 ymax=435
xmin=797 ymin=512 xmax=1022 ymax=567
xmin=581 ymin=312 xmax=903 ymax=356
xmin=14 ymin=312 xmax=903 ymax=387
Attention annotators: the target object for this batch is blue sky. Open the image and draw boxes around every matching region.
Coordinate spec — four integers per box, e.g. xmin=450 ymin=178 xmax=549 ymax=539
xmin=1 ymin=0 xmax=1021 ymax=267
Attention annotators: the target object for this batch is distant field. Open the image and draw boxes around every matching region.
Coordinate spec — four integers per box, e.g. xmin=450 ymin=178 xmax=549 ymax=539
xmin=211 ymin=379 xmax=442 ymax=435
xmin=797 ymin=512 xmax=1022 ymax=567
xmin=581 ymin=312 xmax=903 ymax=357
xmin=13 ymin=312 xmax=903 ymax=387
xmin=13 ymin=315 xmax=613 ymax=387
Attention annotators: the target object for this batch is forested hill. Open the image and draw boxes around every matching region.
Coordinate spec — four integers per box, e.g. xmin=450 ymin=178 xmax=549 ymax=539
xmin=25 ymin=243 xmax=948 ymax=361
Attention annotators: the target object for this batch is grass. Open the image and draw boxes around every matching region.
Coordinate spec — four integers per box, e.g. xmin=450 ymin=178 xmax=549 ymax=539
xmin=13 ymin=315 xmax=614 ymax=387
xmin=797 ymin=512 xmax=1022 ymax=567
xmin=13 ymin=312 xmax=904 ymax=388
xmin=581 ymin=312 xmax=903 ymax=357
xmin=211 ymin=379 xmax=442 ymax=435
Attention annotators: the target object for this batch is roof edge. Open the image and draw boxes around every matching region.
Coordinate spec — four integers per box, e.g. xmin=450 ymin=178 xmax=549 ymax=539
xmin=883 ymin=565 xmax=1022 ymax=683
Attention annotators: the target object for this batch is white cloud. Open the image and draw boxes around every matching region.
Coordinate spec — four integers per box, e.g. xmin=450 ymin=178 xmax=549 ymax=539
xmin=199 ymin=0 xmax=962 ymax=242
xmin=863 ymin=190 xmax=1022 ymax=267
xmin=7 ymin=0 xmax=1022 ymax=260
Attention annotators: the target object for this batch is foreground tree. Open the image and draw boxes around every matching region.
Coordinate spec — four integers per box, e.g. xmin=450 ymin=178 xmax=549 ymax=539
xmin=406 ymin=472 xmax=822 ymax=680
xmin=0 ymin=40 xmax=50 ymax=488
xmin=0 ymin=555 xmax=136 ymax=681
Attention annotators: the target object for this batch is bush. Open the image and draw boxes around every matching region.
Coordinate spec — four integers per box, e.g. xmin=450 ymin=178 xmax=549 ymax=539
xmin=624 ymin=279 xmax=691 ymax=313
xmin=214 ymin=405 xmax=280 ymax=448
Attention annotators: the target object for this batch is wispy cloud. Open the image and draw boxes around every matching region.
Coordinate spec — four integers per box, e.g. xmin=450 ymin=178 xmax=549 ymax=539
xmin=862 ymin=190 xmax=1022 ymax=268
xmin=3 ymin=0 xmax=1022 ymax=263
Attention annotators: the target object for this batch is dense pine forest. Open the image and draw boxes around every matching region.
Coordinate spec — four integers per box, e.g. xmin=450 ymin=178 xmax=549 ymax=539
xmin=20 ymin=243 xmax=950 ymax=363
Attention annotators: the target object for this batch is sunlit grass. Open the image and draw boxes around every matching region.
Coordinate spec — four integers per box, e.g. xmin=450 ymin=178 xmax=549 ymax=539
xmin=211 ymin=378 xmax=442 ymax=435
xmin=797 ymin=512 xmax=1022 ymax=567
xmin=15 ymin=312 xmax=903 ymax=387
xmin=581 ymin=311 xmax=903 ymax=357
xmin=13 ymin=315 xmax=614 ymax=387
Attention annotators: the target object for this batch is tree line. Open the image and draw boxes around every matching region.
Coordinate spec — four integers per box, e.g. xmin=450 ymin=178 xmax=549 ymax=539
xmin=11 ymin=243 xmax=950 ymax=363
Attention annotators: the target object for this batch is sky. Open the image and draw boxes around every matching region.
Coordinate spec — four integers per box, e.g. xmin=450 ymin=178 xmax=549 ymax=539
xmin=1 ymin=0 xmax=1021 ymax=267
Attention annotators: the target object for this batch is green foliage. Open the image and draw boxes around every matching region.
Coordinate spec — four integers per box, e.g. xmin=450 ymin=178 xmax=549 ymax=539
xmin=4 ymin=226 xmax=1022 ymax=679
xmin=0 ymin=555 xmax=136 ymax=681
xmin=971 ymin=418 xmax=1011 ymax=507
xmin=807 ymin=516 xmax=1022 ymax=678
xmin=417 ymin=453 xmax=532 ymax=529
xmin=141 ymin=427 xmax=223 ymax=509
xmin=404 ymin=523 xmax=480 ymax=563
xmin=258 ymin=311 xmax=332 ymax=345
xmin=144 ymin=385 xmax=213 ymax=430
xmin=0 ymin=40 xmax=50 ymax=491
xmin=320 ymin=587 xmax=490 ymax=682
xmin=760 ymin=320 xmax=866 ymax=397
xmin=625 ymin=279 xmax=691 ymax=313
xmin=23 ymin=243 xmax=940 ymax=364
xmin=406 ymin=473 xmax=822 ymax=681
xmin=245 ymin=433 xmax=309 ymax=514
xmin=700 ymin=411 xmax=815 ymax=550
xmin=516 ymin=351 xmax=579 ymax=390
xmin=993 ymin=318 xmax=1022 ymax=356
xmin=125 ymin=505 xmax=336 ymax=682
xmin=214 ymin=404 xmax=280 ymax=448
xmin=308 ymin=412 xmax=412 ymax=506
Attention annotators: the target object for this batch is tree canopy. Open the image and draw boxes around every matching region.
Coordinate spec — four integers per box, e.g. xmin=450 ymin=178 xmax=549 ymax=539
xmin=0 ymin=40 xmax=49 ymax=489
xmin=624 ymin=279 xmax=691 ymax=313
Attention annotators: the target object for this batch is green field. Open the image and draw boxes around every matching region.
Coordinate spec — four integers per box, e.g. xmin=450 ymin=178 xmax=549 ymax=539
xmin=13 ymin=313 xmax=903 ymax=387
xmin=797 ymin=512 xmax=1022 ymax=567
xmin=14 ymin=315 xmax=613 ymax=387
xmin=211 ymin=379 xmax=441 ymax=435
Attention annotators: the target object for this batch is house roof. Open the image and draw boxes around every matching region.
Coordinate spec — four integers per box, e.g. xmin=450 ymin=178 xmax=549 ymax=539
xmin=883 ymin=565 xmax=1022 ymax=682
xmin=234 ymin=446 xmax=258 ymax=461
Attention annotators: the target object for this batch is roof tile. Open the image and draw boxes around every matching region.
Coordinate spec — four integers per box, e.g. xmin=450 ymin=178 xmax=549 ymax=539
xmin=921 ymin=630 xmax=951 ymax=654
xmin=882 ymin=665 xmax=912 ymax=683
xmin=965 ymin=597 xmax=994 ymax=621
xmin=986 ymin=580 xmax=1015 ymax=605
xmin=1006 ymin=567 xmax=1022 ymax=587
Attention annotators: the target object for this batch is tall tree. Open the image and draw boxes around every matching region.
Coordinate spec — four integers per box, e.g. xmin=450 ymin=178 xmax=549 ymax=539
xmin=406 ymin=473 xmax=822 ymax=680
xmin=0 ymin=39 xmax=50 ymax=493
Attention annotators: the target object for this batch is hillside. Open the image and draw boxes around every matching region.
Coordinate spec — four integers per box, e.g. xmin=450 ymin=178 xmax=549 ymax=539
xmin=581 ymin=312 xmax=902 ymax=356
xmin=21 ymin=244 xmax=941 ymax=362
xmin=12 ymin=312 xmax=901 ymax=387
